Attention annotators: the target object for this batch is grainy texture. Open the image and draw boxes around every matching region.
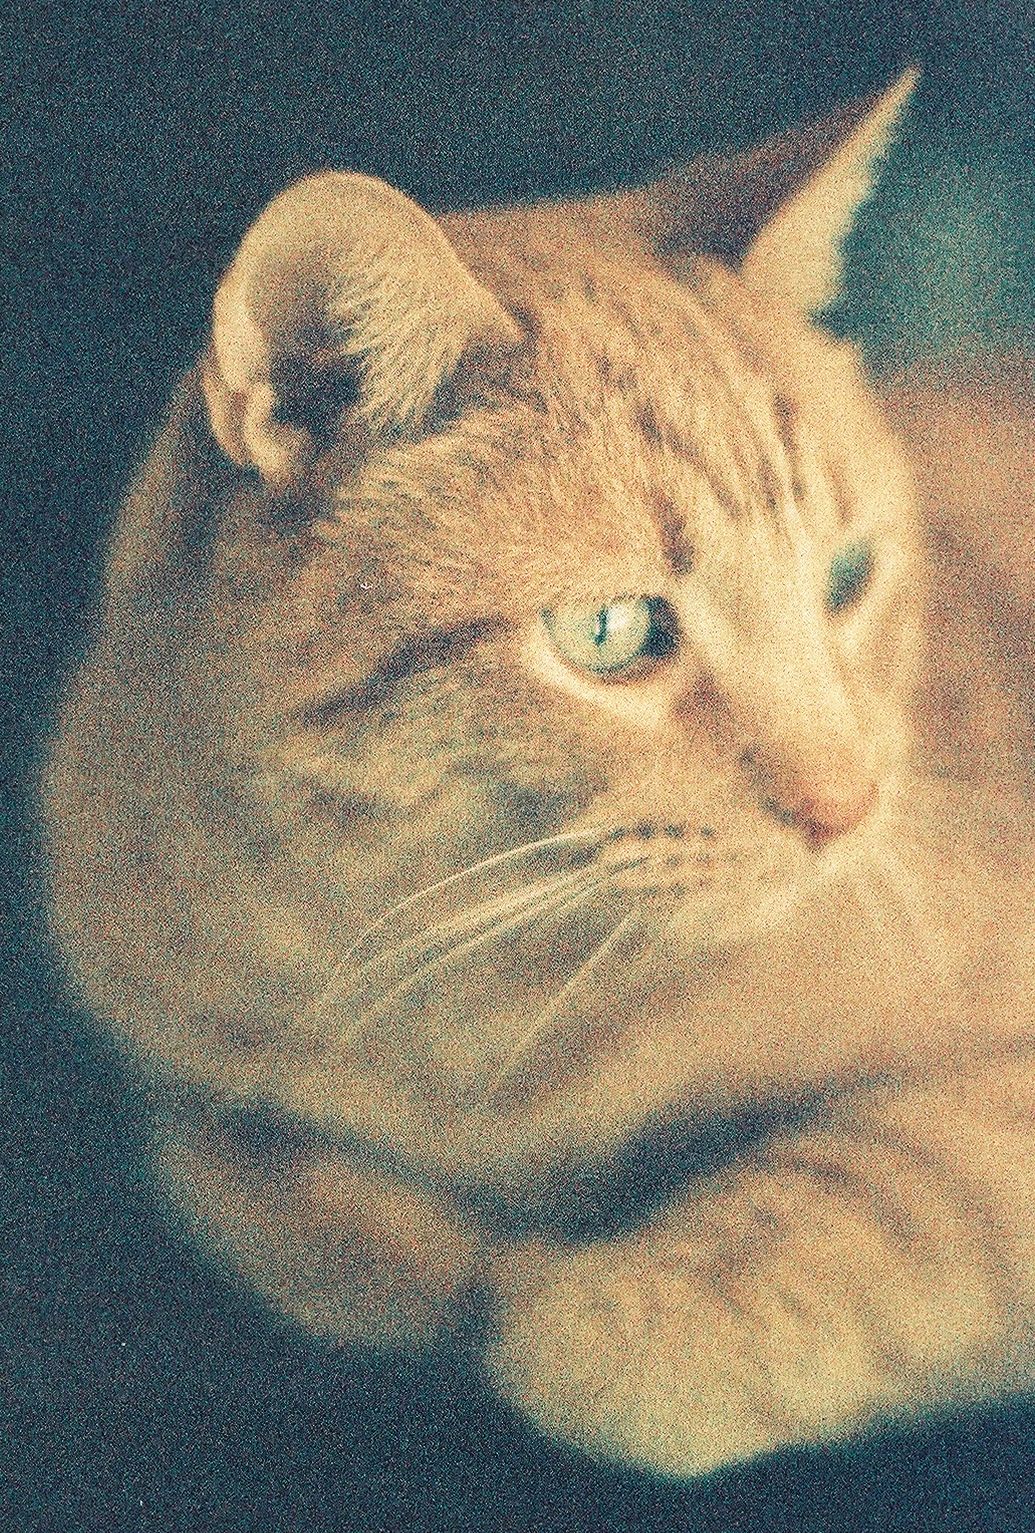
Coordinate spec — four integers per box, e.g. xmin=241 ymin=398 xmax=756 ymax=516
xmin=40 ymin=76 xmax=1035 ymax=1482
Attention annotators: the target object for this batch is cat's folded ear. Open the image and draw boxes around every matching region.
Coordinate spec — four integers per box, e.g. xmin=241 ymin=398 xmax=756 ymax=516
xmin=201 ymin=172 xmax=523 ymax=487
xmin=636 ymin=67 xmax=917 ymax=314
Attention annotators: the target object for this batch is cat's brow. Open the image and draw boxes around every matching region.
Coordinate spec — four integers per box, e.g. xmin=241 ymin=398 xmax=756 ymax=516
xmin=771 ymin=394 xmax=807 ymax=505
xmin=823 ymin=451 xmax=855 ymax=528
xmin=651 ymin=491 xmax=696 ymax=576
xmin=292 ymin=618 xmax=511 ymax=728
xmin=683 ymin=295 xmax=800 ymax=534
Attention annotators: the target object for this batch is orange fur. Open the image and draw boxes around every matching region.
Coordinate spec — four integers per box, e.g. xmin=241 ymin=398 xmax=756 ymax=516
xmin=41 ymin=75 xmax=1035 ymax=1477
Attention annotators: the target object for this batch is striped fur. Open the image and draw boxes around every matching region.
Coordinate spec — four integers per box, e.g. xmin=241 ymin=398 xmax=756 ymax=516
xmin=41 ymin=76 xmax=1035 ymax=1477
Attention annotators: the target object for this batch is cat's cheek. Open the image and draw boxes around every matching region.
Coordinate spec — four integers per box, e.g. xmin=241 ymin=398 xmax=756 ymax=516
xmin=825 ymin=611 xmax=920 ymax=775
xmin=862 ymin=599 xmax=924 ymax=699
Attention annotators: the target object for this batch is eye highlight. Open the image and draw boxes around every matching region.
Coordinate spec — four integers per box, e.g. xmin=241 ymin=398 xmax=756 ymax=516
xmin=543 ymin=596 xmax=678 ymax=678
xmin=827 ymin=541 xmax=873 ymax=614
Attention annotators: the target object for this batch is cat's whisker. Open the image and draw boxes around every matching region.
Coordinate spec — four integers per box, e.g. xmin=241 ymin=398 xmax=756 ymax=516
xmin=298 ymin=866 xmax=600 ymax=1032
xmin=303 ymin=839 xmax=657 ymax=1041
xmin=852 ymin=838 xmax=950 ymax=981
xmin=877 ymin=840 xmax=956 ymax=978
xmin=479 ymin=903 xmax=647 ymax=1107
xmin=337 ymin=824 xmax=610 ymax=967
xmin=840 ymin=848 xmax=898 ymax=950
xmin=336 ymin=869 xmax=615 ymax=1046
xmin=870 ymin=843 xmax=924 ymax=928
xmin=295 ymin=828 xmax=614 ymax=1033
xmin=346 ymin=867 xmax=594 ymax=986
xmin=323 ymin=848 xmax=657 ymax=1027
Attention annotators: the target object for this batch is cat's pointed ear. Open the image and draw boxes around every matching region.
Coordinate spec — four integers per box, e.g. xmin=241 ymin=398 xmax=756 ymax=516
xmin=201 ymin=172 xmax=523 ymax=487
xmin=642 ymin=68 xmax=917 ymax=314
xmin=739 ymin=68 xmax=916 ymax=310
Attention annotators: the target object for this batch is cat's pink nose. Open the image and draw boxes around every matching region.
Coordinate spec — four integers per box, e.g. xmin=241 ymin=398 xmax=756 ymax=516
xmin=792 ymin=779 xmax=878 ymax=848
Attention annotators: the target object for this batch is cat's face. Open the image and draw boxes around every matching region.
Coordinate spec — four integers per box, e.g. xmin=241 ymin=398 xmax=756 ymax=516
xmin=47 ymin=77 xmax=927 ymax=1180
xmin=205 ymin=237 xmax=920 ymax=1157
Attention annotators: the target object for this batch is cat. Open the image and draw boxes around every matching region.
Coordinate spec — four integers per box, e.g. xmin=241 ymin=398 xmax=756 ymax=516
xmin=41 ymin=68 xmax=1035 ymax=1479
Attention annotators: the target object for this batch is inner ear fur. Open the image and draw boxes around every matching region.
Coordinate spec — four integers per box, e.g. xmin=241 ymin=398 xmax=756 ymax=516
xmin=617 ymin=67 xmax=917 ymax=314
xmin=202 ymin=171 xmax=523 ymax=487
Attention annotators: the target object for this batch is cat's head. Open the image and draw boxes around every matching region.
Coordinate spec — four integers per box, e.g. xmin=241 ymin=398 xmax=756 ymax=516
xmin=47 ymin=73 xmax=923 ymax=1173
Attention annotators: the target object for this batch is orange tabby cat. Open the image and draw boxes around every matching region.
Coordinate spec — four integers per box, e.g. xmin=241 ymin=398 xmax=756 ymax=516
xmin=42 ymin=71 xmax=1035 ymax=1478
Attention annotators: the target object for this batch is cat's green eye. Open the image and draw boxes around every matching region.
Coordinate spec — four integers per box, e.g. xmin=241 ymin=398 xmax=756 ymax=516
xmin=543 ymin=596 xmax=677 ymax=678
xmin=827 ymin=541 xmax=873 ymax=614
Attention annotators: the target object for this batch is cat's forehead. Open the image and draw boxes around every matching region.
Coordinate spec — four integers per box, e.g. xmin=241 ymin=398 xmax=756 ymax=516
xmin=344 ymin=208 xmax=893 ymax=615
xmin=456 ymin=212 xmax=829 ymax=501
xmin=492 ymin=244 xmax=817 ymax=569
xmin=465 ymin=214 xmax=766 ymax=398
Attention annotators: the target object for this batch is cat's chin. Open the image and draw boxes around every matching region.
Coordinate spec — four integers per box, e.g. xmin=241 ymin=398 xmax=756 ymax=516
xmin=684 ymin=879 xmax=811 ymax=955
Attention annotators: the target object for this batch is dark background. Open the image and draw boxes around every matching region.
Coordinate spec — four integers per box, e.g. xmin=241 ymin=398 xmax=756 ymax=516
xmin=5 ymin=3 xmax=1035 ymax=1529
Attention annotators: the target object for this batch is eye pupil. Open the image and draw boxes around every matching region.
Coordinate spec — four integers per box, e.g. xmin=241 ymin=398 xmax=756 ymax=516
xmin=827 ymin=542 xmax=873 ymax=613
